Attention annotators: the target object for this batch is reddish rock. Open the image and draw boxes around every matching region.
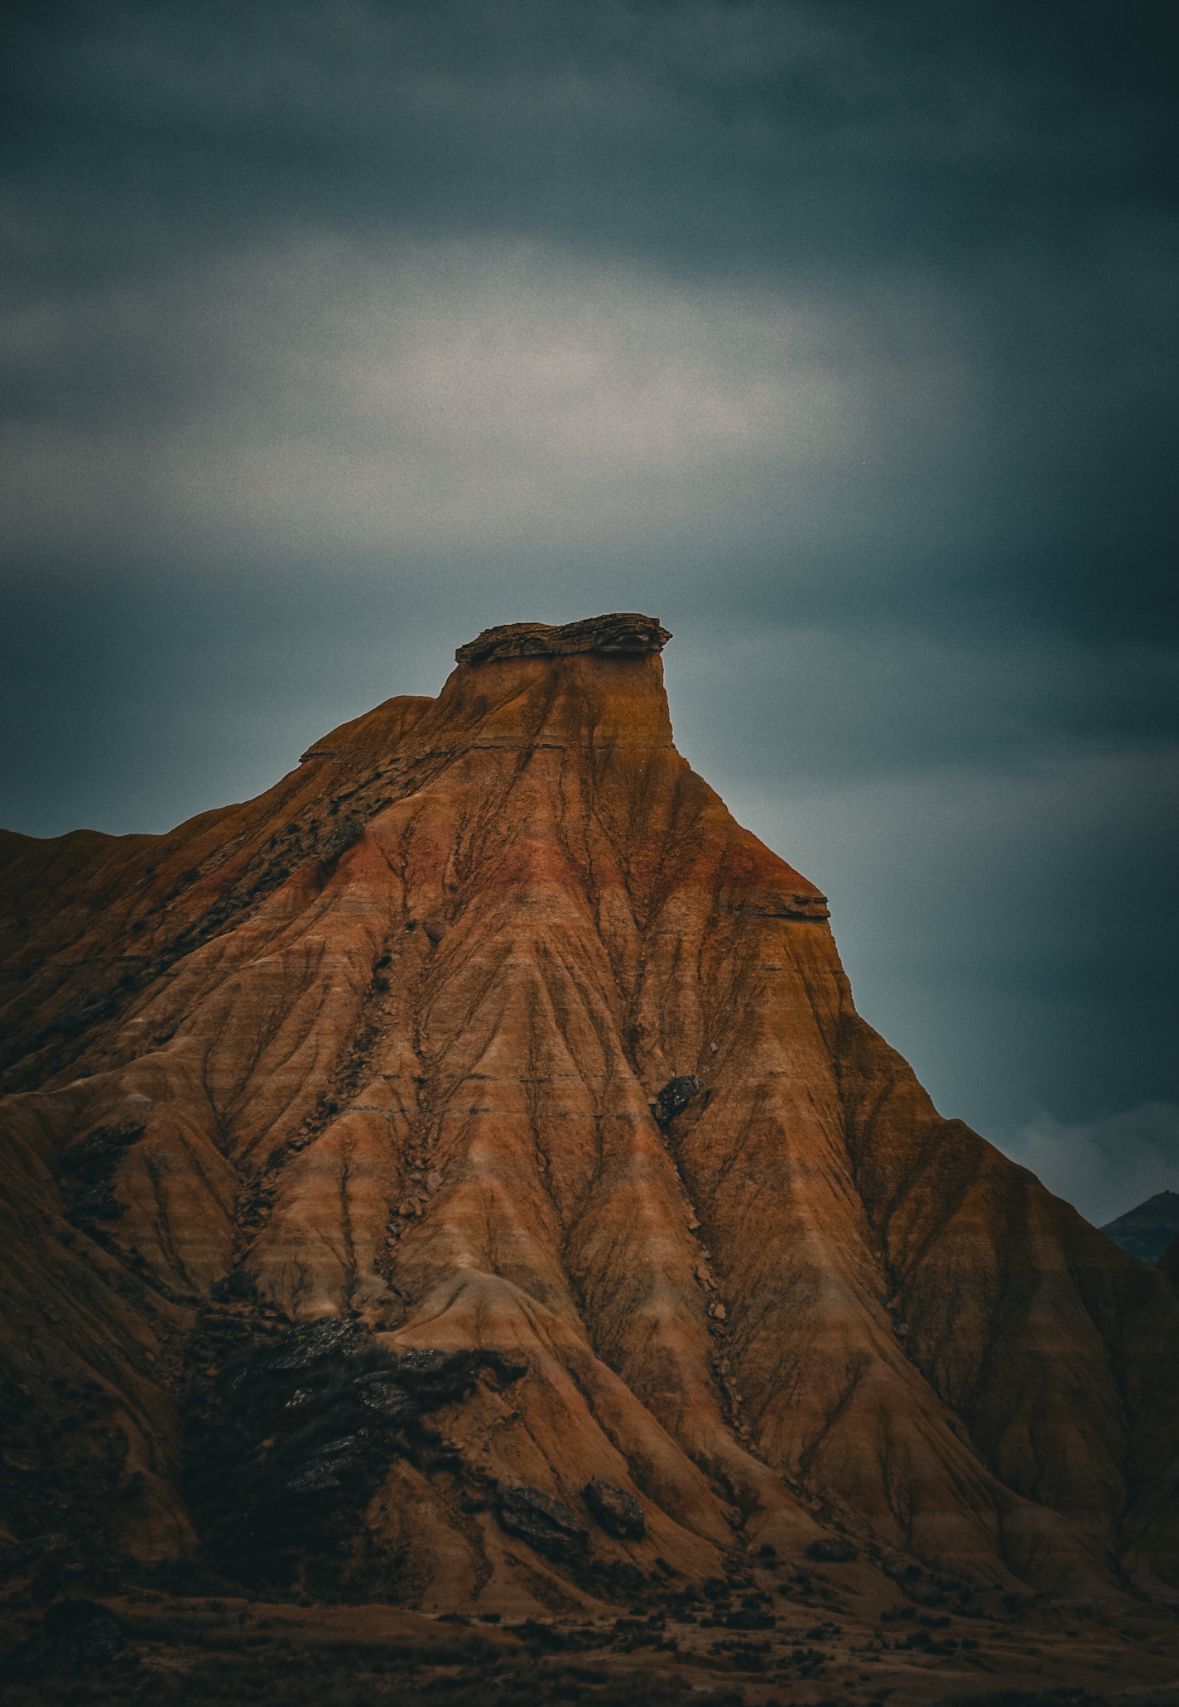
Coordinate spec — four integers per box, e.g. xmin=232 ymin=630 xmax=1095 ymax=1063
xmin=0 ymin=611 xmax=1177 ymax=1612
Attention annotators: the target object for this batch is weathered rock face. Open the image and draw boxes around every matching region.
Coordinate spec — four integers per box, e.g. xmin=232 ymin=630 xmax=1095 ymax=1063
xmin=1 ymin=612 xmax=1177 ymax=1615
xmin=454 ymin=613 xmax=671 ymax=664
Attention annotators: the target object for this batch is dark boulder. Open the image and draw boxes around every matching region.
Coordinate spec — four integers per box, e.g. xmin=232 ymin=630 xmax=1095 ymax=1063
xmin=283 ymin=1432 xmax=371 ymax=1495
xmin=583 ymin=1476 xmax=647 ymax=1540
xmin=258 ymin=1318 xmax=360 ymax=1371
xmin=354 ymin=1373 xmax=414 ymax=1420
xmin=496 ymin=1485 xmax=589 ymax=1562
xmin=652 ymin=1076 xmax=701 ymax=1130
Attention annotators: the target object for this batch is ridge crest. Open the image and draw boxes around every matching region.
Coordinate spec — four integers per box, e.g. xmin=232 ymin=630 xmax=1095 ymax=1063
xmin=455 ymin=611 xmax=670 ymax=664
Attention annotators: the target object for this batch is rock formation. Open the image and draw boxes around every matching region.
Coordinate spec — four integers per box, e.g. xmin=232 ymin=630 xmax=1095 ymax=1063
xmin=1 ymin=612 xmax=1177 ymax=1620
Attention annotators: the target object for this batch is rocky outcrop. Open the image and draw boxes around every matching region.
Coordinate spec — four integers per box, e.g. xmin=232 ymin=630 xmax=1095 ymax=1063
xmin=1 ymin=612 xmax=1177 ymax=1616
xmin=583 ymin=1477 xmax=646 ymax=1541
xmin=495 ymin=1486 xmax=589 ymax=1563
xmin=651 ymin=1076 xmax=702 ymax=1131
xmin=454 ymin=612 xmax=670 ymax=663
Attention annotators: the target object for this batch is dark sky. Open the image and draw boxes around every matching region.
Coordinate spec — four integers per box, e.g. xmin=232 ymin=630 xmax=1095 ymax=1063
xmin=3 ymin=1 xmax=1177 ymax=1223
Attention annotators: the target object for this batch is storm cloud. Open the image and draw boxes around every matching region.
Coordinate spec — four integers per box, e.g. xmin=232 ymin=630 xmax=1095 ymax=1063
xmin=2 ymin=1 xmax=1176 ymax=1223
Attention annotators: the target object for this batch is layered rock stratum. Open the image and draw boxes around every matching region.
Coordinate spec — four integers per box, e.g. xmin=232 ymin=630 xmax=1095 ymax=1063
xmin=2 ymin=613 xmax=1178 ymax=1637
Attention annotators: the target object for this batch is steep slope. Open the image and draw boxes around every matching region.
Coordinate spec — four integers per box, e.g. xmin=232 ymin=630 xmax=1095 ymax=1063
xmin=2 ymin=613 xmax=1177 ymax=1616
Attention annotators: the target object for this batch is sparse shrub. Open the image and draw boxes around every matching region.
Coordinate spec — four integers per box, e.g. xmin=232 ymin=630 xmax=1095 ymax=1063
xmin=182 ymin=1320 xmax=522 ymax=1592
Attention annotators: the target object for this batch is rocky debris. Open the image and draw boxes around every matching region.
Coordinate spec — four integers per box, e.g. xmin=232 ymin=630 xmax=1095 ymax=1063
xmin=582 ymin=1477 xmax=646 ymax=1541
xmin=652 ymin=1075 xmax=701 ymax=1130
xmin=354 ymin=1372 xmax=416 ymax=1421
xmin=255 ymin=1317 xmax=360 ymax=1370
xmin=318 ymin=816 xmax=365 ymax=872
xmin=455 ymin=612 xmax=670 ymax=664
xmin=55 ymin=1114 xmax=146 ymax=1222
xmin=496 ymin=1485 xmax=590 ymax=1563
xmin=282 ymin=1431 xmax=374 ymax=1494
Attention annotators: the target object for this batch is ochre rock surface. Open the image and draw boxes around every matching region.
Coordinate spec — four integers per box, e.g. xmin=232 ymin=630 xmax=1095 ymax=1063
xmin=1 ymin=613 xmax=1177 ymax=1614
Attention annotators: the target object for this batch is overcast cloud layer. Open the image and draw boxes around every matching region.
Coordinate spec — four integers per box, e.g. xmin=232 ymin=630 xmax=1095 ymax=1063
xmin=2 ymin=1 xmax=1176 ymax=1225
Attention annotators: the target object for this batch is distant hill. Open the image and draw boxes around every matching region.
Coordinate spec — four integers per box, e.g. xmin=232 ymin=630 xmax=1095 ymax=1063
xmin=1102 ymin=1190 xmax=1179 ymax=1263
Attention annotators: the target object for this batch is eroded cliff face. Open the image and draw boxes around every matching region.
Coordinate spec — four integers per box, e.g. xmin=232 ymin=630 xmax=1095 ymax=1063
xmin=1 ymin=614 xmax=1177 ymax=1613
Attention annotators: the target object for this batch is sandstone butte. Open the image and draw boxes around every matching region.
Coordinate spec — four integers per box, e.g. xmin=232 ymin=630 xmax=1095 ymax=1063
xmin=1 ymin=613 xmax=1178 ymax=1642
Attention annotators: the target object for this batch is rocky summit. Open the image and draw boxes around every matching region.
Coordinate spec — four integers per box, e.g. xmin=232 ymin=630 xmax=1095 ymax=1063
xmin=2 ymin=614 xmax=1178 ymax=1697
